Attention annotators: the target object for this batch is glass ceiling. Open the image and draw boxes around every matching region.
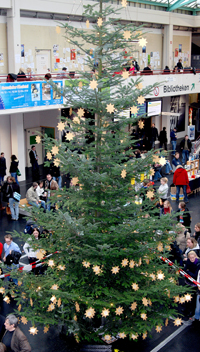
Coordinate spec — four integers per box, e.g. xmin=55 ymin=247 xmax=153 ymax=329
xmin=129 ymin=0 xmax=199 ymax=12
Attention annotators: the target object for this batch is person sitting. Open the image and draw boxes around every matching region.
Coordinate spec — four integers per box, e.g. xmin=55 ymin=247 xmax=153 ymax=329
xmin=26 ymin=182 xmax=46 ymax=210
xmin=142 ymin=64 xmax=153 ymax=74
xmin=163 ymin=66 xmax=170 ymax=73
xmin=132 ymin=59 xmax=140 ymax=71
xmin=160 ymin=200 xmax=172 ymax=215
xmin=129 ymin=63 xmax=135 ymax=75
xmin=44 ymin=73 xmax=51 ymax=80
xmin=175 ymin=223 xmax=190 ymax=253
xmin=182 ymin=238 xmax=200 ymax=261
xmin=192 ymin=223 xmax=200 ymax=246
xmin=184 ymin=250 xmax=200 ymax=280
xmin=172 ymin=152 xmax=181 ymax=171
xmin=17 ymin=68 xmax=26 ymax=80
xmin=36 ymin=180 xmax=47 ymax=201
xmin=23 ymin=227 xmax=41 ymax=275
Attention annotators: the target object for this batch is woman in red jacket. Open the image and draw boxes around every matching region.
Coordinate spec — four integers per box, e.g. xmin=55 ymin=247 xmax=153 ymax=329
xmin=173 ymin=165 xmax=189 ymax=203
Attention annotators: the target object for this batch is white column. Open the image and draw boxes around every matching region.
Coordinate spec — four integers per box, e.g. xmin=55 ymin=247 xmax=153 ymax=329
xmin=163 ymin=24 xmax=173 ymax=70
xmin=10 ymin=113 xmax=26 ymax=181
xmin=0 ymin=114 xmax=11 ymax=178
xmin=7 ymin=0 xmax=21 ymax=73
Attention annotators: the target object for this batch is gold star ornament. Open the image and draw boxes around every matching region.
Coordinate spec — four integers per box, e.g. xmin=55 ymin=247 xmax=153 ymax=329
xmin=0 ymin=287 xmax=5 ymax=294
xmin=121 ymin=169 xmax=127 ymax=179
xmin=137 ymin=96 xmax=145 ymax=105
xmin=122 ymin=71 xmax=129 ymax=79
xmin=85 ymin=307 xmax=95 ymax=319
xmin=46 ymin=152 xmax=52 ymax=160
xmin=139 ymin=38 xmax=147 ymax=47
xmin=136 ymin=82 xmax=143 ymax=90
xmin=75 ymin=302 xmax=80 ymax=312
xmin=97 ymin=18 xmax=103 ymax=27
xmin=106 ymin=103 xmax=115 ymax=114
xmin=51 ymin=146 xmax=59 ymax=155
xmin=35 ymin=135 xmax=41 ymax=144
xmin=121 ymin=258 xmax=128 ymax=267
xmin=157 ymin=270 xmax=165 ymax=280
xmin=71 ymin=177 xmax=79 ymax=186
xmin=131 ymin=333 xmax=138 ymax=340
xmin=111 ymin=266 xmax=120 ymax=274
xmin=51 ymin=284 xmax=59 ymax=290
xmin=157 ymin=242 xmax=163 ymax=252
xmin=101 ymin=308 xmax=110 ymax=317
xmin=174 ymin=318 xmax=182 ymax=327
xmin=115 ymin=306 xmax=124 ymax=316
xmin=89 ymin=79 xmax=98 ymax=90
xmin=44 ymin=326 xmax=49 ymax=334
xmin=159 ymin=157 xmax=166 ymax=166
xmin=54 ymin=158 xmax=60 ymax=167
xmin=130 ymin=302 xmax=137 ymax=311
xmin=92 ymin=265 xmax=102 ymax=275
xmin=138 ymin=120 xmax=144 ymax=129
xmin=82 ymin=261 xmax=90 ymax=268
xmin=130 ymin=106 xmax=138 ymax=114
xmin=184 ymin=294 xmax=192 ymax=302
xmin=56 ymin=26 xmax=61 ymax=34
xmin=77 ymin=108 xmax=84 ymax=118
xmin=86 ymin=20 xmax=90 ymax=28
xmin=66 ymin=132 xmax=74 ymax=141
xmin=47 ymin=303 xmax=55 ymax=312
xmin=36 ymin=249 xmax=46 ymax=260
xmin=123 ymin=31 xmax=131 ymax=40
xmin=141 ymin=313 xmax=147 ymax=320
xmin=3 ymin=296 xmax=10 ymax=304
xmin=73 ymin=116 xmax=80 ymax=124
xmin=156 ymin=325 xmax=162 ymax=333
xmin=132 ymin=283 xmax=139 ymax=291
xmin=142 ymin=297 xmax=149 ymax=306
xmin=146 ymin=190 xmax=154 ymax=199
xmin=129 ymin=260 xmax=135 ymax=268
xmin=48 ymin=260 xmax=55 ymax=268
xmin=57 ymin=121 xmax=65 ymax=131
xmin=29 ymin=327 xmax=38 ymax=335
xmin=21 ymin=316 xmax=28 ymax=325
xmin=119 ymin=332 xmax=126 ymax=339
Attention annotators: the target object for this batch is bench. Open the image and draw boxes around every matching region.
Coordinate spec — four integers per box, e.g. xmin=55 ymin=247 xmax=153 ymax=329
xmin=19 ymin=198 xmax=32 ymax=216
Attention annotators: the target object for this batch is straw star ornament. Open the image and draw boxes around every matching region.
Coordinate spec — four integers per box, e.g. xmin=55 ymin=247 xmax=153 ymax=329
xmin=29 ymin=327 xmax=38 ymax=335
xmin=106 ymin=103 xmax=115 ymax=113
xmin=141 ymin=313 xmax=147 ymax=320
xmin=119 ymin=332 xmax=126 ymax=339
xmin=97 ymin=18 xmax=103 ymax=27
xmin=54 ymin=158 xmax=60 ymax=167
xmin=46 ymin=152 xmax=52 ymax=160
xmin=77 ymin=108 xmax=84 ymax=118
xmin=121 ymin=169 xmax=127 ymax=179
xmin=35 ymin=135 xmax=41 ymax=144
xmin=89 ymin=79 xmax=98 ymax=90
xmin=51 ymin=146 xmax=59 ymax=155
xmin=57 ymin=121 xmax=65 ymax=131
xmin=122 ymin=71 xmax=129 ymax=79
xmin=101 ymin=308 xmax=110 ymax=317
xmin=21 ymin=317 xmax=28 ymax=325
xmin=111 ymin=266 xmax=120 ymax=274
xmin=142 ymin=297 xmax=149 ymax=306
xmin=130 ymin=106 xmax=138 ymax=114
xmin=174 ymin=318 xmax=182 ymax=326
xmin=86 ymin=20 xmax=90 ymax=28
xmin=156 ymin=325 xmax=162 ymax=333
xmin=139 ymin=38 xmax=147 ymax=47
xmin=129 ymin=260 xmax=135 ymax=268
xmin=71 ymin=177 xmax=79 ymax=186
xmin=146 ymin=190 xmax=154 ymax=199
xmin=123 ymin=31 xmax=131 ymax=40
xmin=136 ymin=82 xmax=143 ymax=90
xmin=115 ymin=306 xmax=124 ymax=315
xmin=121 ymin=258 xmax=128 ymax=267
xmin=82 ymin=261 xmax=90 ymax=268
xmin=137 ymin=96 xmax=145 ymax=105
xmin=138 ymin=120 xmax=144 ymax=129
xmin=85 ymin=307 xmax=95 ymax=319
xmin=66 ymin=132 xmax=74 ymax=141
xmin=132 ymin=283 xmax=139 ymax=291
xmin=56 ymin=26 xmax=61 ymax=34
xmin=131 ymin=333 xmax=138 ymax=340
xmin=43 ymin=326 xmax=49 ymax=334
xmin=130 ymin=302 xmax=137 ymax=310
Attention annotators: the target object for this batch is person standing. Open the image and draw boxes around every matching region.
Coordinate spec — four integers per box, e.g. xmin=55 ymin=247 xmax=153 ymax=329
xmin=2 ymin=176 xmax=20 ymax=221
xmin=177 ymin=59 xmax=183 ymax=70
xmin=180 ymin=135 xmax=192 ymax=165
xmin=29 ymin=146 xmax=39 ymax=181
xmin=173 ymin=165 xmax=189 ymax=203
xmin=45 ymin=174 xmax=59 ymax=211
xmin=0 ymin=153 xmax=6 ymax=185
xmin=2 ymin=314 xmax=31 ymax=352
xmin=150 ymin=123 xmax=158 ymax=149
xmin=170 ymin=127 xmax=177 ymax=156
xmin=9 ymin=155 xmax=19 ymax=185
xmin=159 ymin=127 xmax=167 ymax=150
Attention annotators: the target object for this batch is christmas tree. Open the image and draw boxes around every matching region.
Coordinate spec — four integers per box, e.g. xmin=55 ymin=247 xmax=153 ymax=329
xmin=6 ymin=0 xmax=190 ymax=344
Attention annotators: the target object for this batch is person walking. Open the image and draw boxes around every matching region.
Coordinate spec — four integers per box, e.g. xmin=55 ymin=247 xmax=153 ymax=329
xmin=159 ymin=127 xmax=167 ymax=150
xmin=2 ymin=314 xmax=31 ymax=352
xmin=173 ymin=165 xmax=189 ymax=203
xmin=180 ymin=135 xmax=191 ymax=165
xmin=0 ymin=153 xmax=6 ymax=185
xmin=9 ymin=155 xmax=19 ymax=185
xmin=2 ymin=176 xmax=20 ymax=220
xmin=170 ymin=127 xmax=177 ymax=156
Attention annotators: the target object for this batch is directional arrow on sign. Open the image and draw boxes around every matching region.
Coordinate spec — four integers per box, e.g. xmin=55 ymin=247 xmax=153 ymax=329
xmin=191 ymin=83 xmax=195 ymax=90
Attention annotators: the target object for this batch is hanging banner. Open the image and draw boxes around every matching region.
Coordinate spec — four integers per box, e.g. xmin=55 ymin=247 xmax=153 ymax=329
xmin=0 ymin=81 xmax=63 ymax=110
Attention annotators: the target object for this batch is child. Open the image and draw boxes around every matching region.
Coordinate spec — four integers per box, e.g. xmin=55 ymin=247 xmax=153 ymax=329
xmin=36 ymin=181 xmax=47 ymax=201
xmin=160 ymin=200 xmax=172 ymax=215
xmin=158 ymin=177 xmax=169 ymax=204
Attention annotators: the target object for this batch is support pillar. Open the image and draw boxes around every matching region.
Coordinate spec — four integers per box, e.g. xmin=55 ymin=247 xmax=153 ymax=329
xmin=10 ymin=113 xmax=26 ymax=181
xmin=7 ymin=0 xmax=21 ymax=73
xmin=163 ymin=24 xmax=173 ymax=70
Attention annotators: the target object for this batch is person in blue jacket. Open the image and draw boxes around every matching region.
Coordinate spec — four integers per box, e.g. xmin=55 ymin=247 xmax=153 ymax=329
xmin=170 ymin=127 xmax=177 ymax=156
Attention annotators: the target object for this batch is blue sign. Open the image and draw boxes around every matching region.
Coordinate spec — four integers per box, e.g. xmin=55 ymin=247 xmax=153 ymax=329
xmin=130 ymin=102 xmax=147 ymax=119
xmin=0 ymin=81 xmax=63 ymax=110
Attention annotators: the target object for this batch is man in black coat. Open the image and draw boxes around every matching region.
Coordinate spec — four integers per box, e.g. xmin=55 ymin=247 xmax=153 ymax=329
xmin=159 ymin=127 xmax=167 ymax=150
xmin=150 ymin=123 xmax=158 ymax=149
xmin=29 ymin=146 xmax=39 ymax=181
xmin=0 ymin=153 xmax=6 ymax=185
xmin=180 ymin=135 xmax=192 ymax=165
